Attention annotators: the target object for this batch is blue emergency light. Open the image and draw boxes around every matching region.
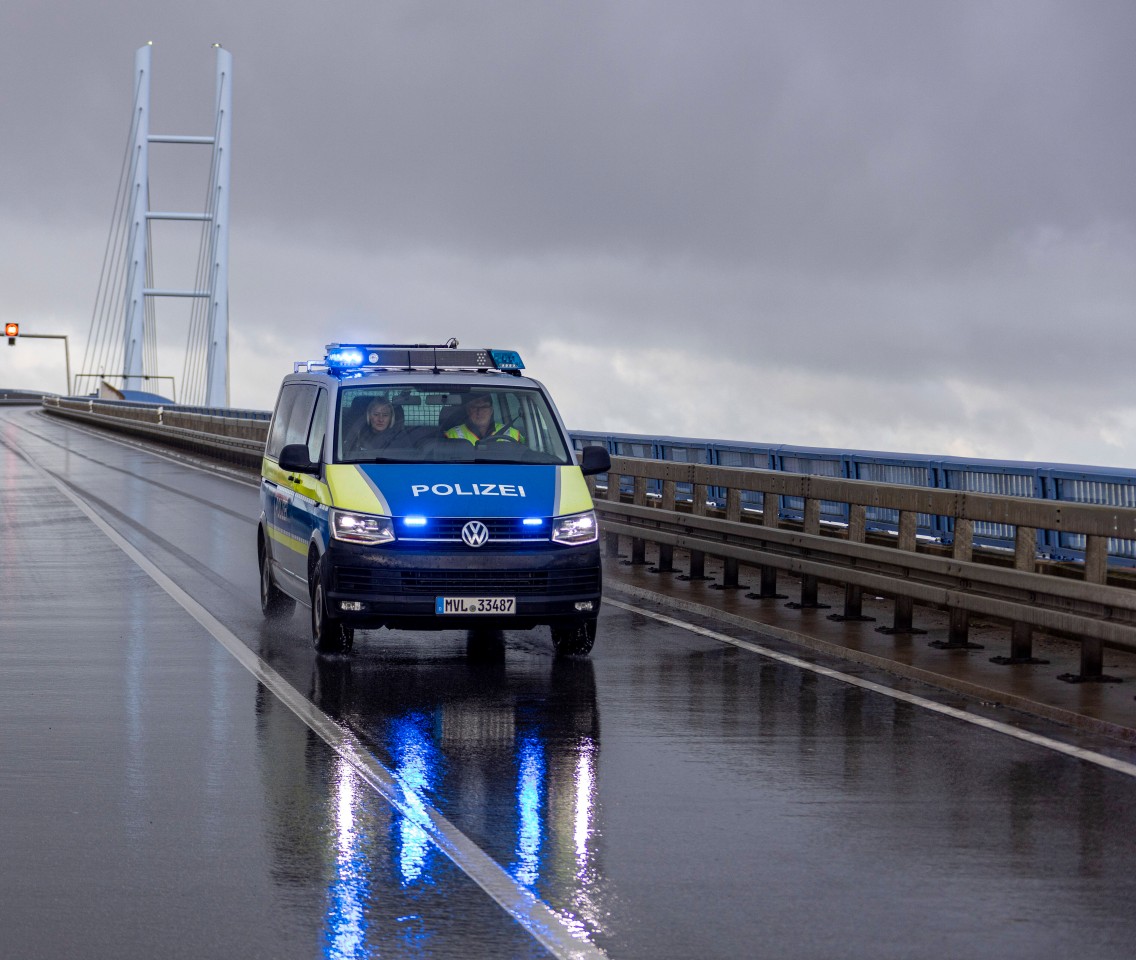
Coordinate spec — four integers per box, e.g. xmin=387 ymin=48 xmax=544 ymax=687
xmin=488 ymin=349 xmax=524 ymax=371
xmin=326 ymin=346 xmax=366 ymax=370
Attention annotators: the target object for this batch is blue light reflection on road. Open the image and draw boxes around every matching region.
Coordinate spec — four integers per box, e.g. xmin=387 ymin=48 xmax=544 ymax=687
xmin=391 ymin=713 xmax=440 ymax=888
xmin=319 ymin=698 xmax=602 ymax=955
xmin=324 ymin=759 xmax=373 ymax=960
xmin=512 ymin=735 xmax=546 ymax=888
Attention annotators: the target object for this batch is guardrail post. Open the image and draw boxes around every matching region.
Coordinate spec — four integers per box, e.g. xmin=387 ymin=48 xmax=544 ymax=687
xmin=627 ymin=476 xmax=648 ymax=566
xmin=604 ymin=471 xmax=623 ymax=559
xmin=933 ymin=516 xmax=984 ymax=650
xmin=949 ymin=517 xmax=974 ymax=647
xmin=680 ymin=483 xmax=713 ymax=581
xmin=1057 ymin=534 xmax=1121 ymax=684
xmin=988 ymin=524 xmax=1050 ymax=664
xmin=1084 ymin=534 xmax=1109 ymax=585
xmin=878 ymin=510 xmax=924 ymax=635
xmin=788 ymin=495 xmax=828 ymax=609
xmin=1009 ymin=528 xmax=1039 ymax=659
xmin=651 ymin=478 xmax=676 ymax=574
xmin=829 ymin=503 xmax=874 ymax=622
xmin=713 ymin=487 xmax=747 ymax=590
xmin=747 ymin=489 xmax=786 ymax=599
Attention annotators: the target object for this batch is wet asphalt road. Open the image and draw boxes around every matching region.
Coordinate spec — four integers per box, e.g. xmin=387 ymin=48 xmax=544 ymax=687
xmin=4 ymin=405 xmax=1136 ymax=960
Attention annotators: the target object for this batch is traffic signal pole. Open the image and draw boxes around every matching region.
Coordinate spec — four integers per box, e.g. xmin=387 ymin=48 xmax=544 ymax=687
xmin=5 ymin=331 xmax=72 ymax=395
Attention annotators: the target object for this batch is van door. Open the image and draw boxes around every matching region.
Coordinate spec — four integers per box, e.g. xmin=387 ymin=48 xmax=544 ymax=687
xmin=263 ymin=383 xmax=321 ymax=589
xmin=288 ymin=388 xmax=330 ymax=587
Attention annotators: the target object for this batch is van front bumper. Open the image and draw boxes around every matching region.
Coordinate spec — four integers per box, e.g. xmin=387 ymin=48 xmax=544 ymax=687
xmin=320 ymin=541 xmax=602 ymax=630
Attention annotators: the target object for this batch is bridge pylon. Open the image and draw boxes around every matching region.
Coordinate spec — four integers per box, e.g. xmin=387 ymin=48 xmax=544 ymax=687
xmin=123 ymin=42 xmax=232 ymax=406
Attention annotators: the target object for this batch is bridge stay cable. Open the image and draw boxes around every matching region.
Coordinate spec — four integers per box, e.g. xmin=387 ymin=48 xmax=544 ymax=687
xmin=80 ymin=71 xmax=141 ymax=396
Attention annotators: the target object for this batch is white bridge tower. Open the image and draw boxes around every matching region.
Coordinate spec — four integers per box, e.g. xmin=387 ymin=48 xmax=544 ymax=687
xmin=122 ymin=42 xmax=232 ymax=406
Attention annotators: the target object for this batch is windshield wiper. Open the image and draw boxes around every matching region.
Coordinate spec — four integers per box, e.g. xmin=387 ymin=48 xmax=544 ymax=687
xmin=355 ymin=455 xmax=416 ymax=464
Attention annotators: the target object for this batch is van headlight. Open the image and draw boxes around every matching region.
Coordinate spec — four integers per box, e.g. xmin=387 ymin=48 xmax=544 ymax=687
xmin=551 ymin=510 xmax=598 ymax=545
xmin=331 ymin=509 xmax=395 ymax=544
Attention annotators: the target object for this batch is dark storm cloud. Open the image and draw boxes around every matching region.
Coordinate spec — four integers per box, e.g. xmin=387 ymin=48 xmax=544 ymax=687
xmin=6 ymin=1 xmax=1136 ymax=265
xmin=225 ymin=0 xmax=1136 ymax=269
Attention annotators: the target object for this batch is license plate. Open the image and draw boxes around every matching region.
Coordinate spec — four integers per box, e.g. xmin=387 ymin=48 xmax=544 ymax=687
xmin=436 ymin=596 xmax=516 ymax=615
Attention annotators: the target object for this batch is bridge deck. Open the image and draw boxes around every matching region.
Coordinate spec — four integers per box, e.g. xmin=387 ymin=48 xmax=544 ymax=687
xmin=601 ymin=546 xmax=1136 ymax=746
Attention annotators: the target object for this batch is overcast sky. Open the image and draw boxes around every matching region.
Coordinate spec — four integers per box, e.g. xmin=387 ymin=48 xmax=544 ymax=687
xmin=3 ymin=1 xmax=1136 ymax=467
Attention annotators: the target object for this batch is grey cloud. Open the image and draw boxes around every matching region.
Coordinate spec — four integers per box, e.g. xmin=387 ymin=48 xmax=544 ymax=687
xmin=4 ymin=1 xmax=1136 ymax=466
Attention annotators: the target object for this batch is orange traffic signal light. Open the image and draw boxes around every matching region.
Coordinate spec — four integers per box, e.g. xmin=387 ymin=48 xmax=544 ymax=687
xmin=4 ymin=323 xmax=17 ymax=345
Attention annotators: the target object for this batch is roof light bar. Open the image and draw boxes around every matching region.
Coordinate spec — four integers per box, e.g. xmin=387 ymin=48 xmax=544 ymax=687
xmin=321 ymin=341 xmax=524 ymax=373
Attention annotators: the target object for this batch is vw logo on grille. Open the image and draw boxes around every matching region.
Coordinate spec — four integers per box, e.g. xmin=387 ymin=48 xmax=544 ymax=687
xmin=461 ymin=520 xmax=490 ymax=547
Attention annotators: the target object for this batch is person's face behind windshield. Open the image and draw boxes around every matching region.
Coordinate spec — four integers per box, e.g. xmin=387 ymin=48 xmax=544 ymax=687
xmin=466 ymin=397 xmax=493 ymax=434
xmin=367 ymin=402 xmax=394 ymax=432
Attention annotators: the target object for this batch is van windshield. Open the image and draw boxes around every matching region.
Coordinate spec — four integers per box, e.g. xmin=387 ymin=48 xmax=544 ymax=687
xmin=335 ymin=383 xmax=574 ymax=466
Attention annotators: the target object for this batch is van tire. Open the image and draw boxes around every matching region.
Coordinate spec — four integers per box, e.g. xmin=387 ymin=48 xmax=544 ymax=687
xmin=259 ymin=538 xmax=295 ymax=619
xmin=311 ymin=568 xmax=354 ymax=654
xmin=551 ymin=620 xmax=596 ymax=657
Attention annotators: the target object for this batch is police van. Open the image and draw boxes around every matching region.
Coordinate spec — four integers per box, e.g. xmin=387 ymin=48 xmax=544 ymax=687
xmin=257 ymin=341 xmax=611 ymax=656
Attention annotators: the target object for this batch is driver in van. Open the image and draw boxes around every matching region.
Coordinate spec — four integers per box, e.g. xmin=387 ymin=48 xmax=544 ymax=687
xmin=445 ymin=393 xmax=523 ymax=444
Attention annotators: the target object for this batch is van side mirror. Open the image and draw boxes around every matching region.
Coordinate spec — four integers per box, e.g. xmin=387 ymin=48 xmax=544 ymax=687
xmin=279 ymin=443 xmax=318 ymax=474
xmin=579 ymin=445 xmax=611 ymax=477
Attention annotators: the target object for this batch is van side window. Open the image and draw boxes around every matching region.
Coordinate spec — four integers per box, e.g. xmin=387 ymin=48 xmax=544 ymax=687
xmin=307 ymin=389 xmax=328 ymax=464
xmin=266 ymin=385 xmax=299 ymax=459
xmin=266 ymin=383 xmax=319 ymax=460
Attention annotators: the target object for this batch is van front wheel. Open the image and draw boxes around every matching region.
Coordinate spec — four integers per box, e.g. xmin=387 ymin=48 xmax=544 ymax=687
xmin=550 ymin=620 xmax=596 ymax=657
xmin=311 ymin=569 xmax=354 ymax=654
xmin=259 ymin=540 xmax=295 ymax=619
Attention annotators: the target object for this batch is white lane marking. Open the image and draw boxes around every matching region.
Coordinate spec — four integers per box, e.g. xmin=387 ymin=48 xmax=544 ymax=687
xmin=606 ymin=597 xmax=1136 ymax=780
xmin=22 ymin=448 xmax=607 ymax=960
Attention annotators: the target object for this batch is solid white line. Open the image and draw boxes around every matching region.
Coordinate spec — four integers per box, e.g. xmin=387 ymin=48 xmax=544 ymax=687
xmin=605 ymin=597 xmax=1136 ymax=780
xmin=20 ymin=443 xmax=606 ymax=960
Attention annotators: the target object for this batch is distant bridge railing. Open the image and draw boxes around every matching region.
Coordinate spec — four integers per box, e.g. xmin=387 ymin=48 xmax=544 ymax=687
xmin=1 ymin=389 xmax=53 ymax=406
xmin=571 ymin=431 xmax=1136 ymax=567
xmin=41 ymin=396 xmax=270 ymax=468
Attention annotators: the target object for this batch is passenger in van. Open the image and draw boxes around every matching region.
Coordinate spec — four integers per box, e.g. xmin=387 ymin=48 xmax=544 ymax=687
xmin=350 ymin=397 xmax=407 ymax=454
xmin=444 ymin=393 xmax=523 ymax=444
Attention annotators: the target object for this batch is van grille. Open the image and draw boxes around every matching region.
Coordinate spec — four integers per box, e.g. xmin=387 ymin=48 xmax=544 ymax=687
xmin=334 ymin=566 xmax=600 ymax=596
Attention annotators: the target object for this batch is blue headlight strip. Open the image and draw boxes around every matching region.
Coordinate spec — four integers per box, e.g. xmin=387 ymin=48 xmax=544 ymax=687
xmin=394 ymin=515 xmax=549 ymax=541
xmin=322 ymin=342 xmax=524 ymax=373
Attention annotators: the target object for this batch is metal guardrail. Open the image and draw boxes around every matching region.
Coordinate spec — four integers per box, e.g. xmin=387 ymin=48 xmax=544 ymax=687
xmin=38 ymin=397 xmax=1136 ymax=684
xmin=1 ymin=389 xmax=53 ymax=406
xmin=572 ymin=431 xmax=1136 ymax=565
xmin=41 ymin=396 xmax=268 ymax=469
xmin=590 ymin=456 xmax=1136 ymax=684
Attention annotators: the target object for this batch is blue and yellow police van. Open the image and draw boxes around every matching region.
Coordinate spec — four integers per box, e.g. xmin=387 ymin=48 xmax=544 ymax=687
xmin=257 ymin=341 xmax=611 ymax=656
